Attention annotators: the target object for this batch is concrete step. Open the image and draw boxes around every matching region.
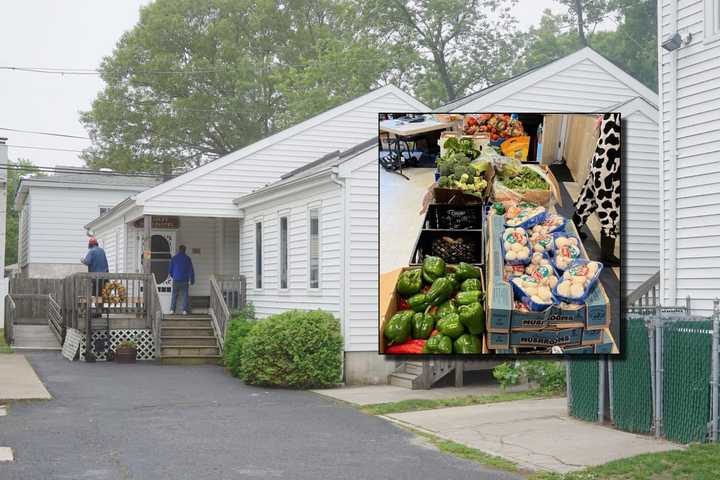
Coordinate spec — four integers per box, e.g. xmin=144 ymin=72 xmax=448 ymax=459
xmin=161 ymin=355 xmax=222 ymax=365
xmin=161 ymin=346 xmax=219 ymax=356
xmin=161 ymin=336 xmax=218 ymax=347
xmin=161 ymin=326 xmax=215 ymax=337
xmin=161 ymin=319 xmax=213 ymax=328
xmin=388 ymin=372 xmax=416 ymax=389
xmin=12 ymin=325 xmax=61 ymax=350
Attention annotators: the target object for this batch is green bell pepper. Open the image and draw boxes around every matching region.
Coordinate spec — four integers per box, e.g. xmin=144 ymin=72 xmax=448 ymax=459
xmin=436 ymin=299 xmax=457 ymax=319
xmin=412 ymin=312 xmax=435 ymax=340
xmin=456 ymin=290 xmax=481 ymax=306
xmin=437 ymin=313 xmax=465 ymax=339
xmin=461 ymin=278 xmax=482 ymax=292
xmin=455 ymin=262 xmax=482 ymax=281
xmin=383 ymin=310 xmax=413 ymax=345
xmin=454 ymin=334 xmax=483 ymax=354
xmin=422 ymin=256 xmax=446 ymax=283
xmin=396 ymin=269 xmax=422 ymax=297
xmin=458 ymin=301 xmax=485 ymax=335
xmin=446 ymin=272 xmax=460 ymax=291
xmin=427 ymin=277 xmax=455 ymax=306
xmin=424 ymin=333 xmax=453 ymax=354
xmin=407 ymin=293 xmax=429 ymax=313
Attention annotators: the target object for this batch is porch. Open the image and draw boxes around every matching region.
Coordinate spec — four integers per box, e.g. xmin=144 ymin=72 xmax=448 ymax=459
xmin=4 ymin=272 xmax=246 ymax=363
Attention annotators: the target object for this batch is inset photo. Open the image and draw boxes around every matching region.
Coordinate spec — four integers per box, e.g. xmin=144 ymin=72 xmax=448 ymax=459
xmin=379 ymin=113 xmax=620 ymax=355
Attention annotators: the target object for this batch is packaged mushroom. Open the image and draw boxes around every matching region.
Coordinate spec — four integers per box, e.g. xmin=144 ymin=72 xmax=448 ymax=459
xmin=529 ymin=230 xmax=553 ymax=253
xmin=504 ymin=203 xmax=547 ymax=229
xmin=501 ymin=227 xmax=531 ymax=266
xmin=551 ymin=232 xmax=584 ymax=271
xmin=525 ymin=253 xmax=559 ymax=289
xmin=511 ymin=274 xmax=555 ymax=311
xmin=530 ymin=213 xmax=566 ymax=235
xmin=552 ymin=259 xmax=603 ymax=304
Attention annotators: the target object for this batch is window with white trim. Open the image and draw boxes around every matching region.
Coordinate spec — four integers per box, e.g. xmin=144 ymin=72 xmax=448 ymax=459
xmin=309 ymin=209 xmax=320 ymax=289
xmin=255 ymin=221 xmax=263 ymax=289
xmin=279 ymin=216 xmax=288 ymax=289
xmin=705 ymin=0 xmax=720 ymax=41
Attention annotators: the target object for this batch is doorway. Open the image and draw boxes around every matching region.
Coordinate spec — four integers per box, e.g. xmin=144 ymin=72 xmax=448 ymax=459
xmin=136 ymin=230 xmax=176 ymax=313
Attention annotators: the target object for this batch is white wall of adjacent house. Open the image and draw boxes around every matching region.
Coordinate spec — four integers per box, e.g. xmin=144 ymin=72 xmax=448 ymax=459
xmin=136 ymin=86 xmax=428 ymax=218
xmin=659 ymin=0 xmax=720 ymax=315
xmin=25 ymin=187 xmax=140 ymax=267
xmin=448 ymin=49 xmax=660 ymax=294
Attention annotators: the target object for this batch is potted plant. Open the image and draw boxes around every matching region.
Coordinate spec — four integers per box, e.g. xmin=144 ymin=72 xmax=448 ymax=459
xmin=115 ymin=340 xmax=137 ymax=363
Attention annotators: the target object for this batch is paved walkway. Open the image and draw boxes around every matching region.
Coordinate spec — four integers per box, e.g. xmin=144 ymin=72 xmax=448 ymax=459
xmin=0 ymin=354 xmax=51 ymax=401
xmin=2 ymin=352 xmax=520 ymax=480
xmin=314 ymin=382 xmax=532 ymax=406
xmin=385 ymin=397 xmax=682 ymax=473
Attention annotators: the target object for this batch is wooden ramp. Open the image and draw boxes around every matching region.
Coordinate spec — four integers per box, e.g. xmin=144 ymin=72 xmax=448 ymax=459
xmin=12 ymin=324 xmax=61 ymax=351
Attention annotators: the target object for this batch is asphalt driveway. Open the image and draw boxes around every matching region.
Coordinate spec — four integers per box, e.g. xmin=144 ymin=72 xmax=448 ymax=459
xmin=1 ymin=353 xmax=520 ymax=480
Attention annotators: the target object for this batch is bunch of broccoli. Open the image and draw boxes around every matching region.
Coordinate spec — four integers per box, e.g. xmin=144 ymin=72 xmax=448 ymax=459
xmin=436 ymin=152 xmax=488 ymax=196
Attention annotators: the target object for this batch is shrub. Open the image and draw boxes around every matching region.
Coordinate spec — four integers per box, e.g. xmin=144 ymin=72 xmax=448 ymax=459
xmin=223 ymin=304 xmax=256 ymax=378
xmin=239 ymin=309 xmax=343 ymax=388
xmin=492 ymin=360 xmax=566 ymax=394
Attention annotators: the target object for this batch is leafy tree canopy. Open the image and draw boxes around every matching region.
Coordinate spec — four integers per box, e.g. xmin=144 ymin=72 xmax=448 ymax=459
xmin=5 ymin=159 xmax=42 ymax=266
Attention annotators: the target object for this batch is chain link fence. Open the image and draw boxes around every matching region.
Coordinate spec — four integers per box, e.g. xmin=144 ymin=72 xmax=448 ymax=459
xmin=567 ymin=301 xmax=720 ymax=444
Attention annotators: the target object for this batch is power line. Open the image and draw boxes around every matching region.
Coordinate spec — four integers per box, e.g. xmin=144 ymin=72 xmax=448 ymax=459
xmin=0 ymin=164 xmax=168 ymax=178
xmin=4 ymin=144 xmax=86 ymax=153
xmin=0 ymin=127 xmax=89 ymax=140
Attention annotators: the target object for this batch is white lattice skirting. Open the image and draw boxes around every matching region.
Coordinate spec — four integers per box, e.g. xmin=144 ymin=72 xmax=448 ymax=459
xmin=75 ymin=329 xmax=156 ymax=361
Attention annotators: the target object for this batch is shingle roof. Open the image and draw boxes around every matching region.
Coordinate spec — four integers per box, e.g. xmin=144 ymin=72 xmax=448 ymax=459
xmin=23 ymin=167 xmax=163 ymax=189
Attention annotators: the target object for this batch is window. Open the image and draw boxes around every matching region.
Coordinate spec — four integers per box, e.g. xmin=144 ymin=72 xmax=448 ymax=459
xmin=705 ymin=0 xmax=720 ymax=42
xmin=255 ymin=221 xmax=263 ymax=289
xmin=99 ymin=206 xmax=113 ymax=217
xmin=280 ymin=216 xmax=288 ymax=289
xmin=309 ymin=209 xmax=320 ymax=289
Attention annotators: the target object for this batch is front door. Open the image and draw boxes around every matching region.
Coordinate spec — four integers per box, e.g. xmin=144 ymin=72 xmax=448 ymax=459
xmin=136 ymin=231 xmax=176 ymax=314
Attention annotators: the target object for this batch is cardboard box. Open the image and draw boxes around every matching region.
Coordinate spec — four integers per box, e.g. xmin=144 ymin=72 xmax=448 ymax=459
xmin=487 ymin=327 xmax=584 ymax=350
xmin=492 ymin=328 xmax=617 ymax=354
xmin=378 ymin=266 xmax=486 ymax=355
xmin=486 ymin=214 xmax=611 ymax=333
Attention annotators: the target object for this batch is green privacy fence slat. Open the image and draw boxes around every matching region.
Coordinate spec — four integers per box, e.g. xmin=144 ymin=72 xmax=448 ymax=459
xmin=662 ymin=320 xmax=712 ymax=443
xmin=568 ymin=359 xmax=598 ymax=422
xmin=611 ymin=317 xmax=653 ymax=433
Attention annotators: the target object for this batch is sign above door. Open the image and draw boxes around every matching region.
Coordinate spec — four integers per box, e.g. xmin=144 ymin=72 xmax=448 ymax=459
xmin=133 ymin=216 xmax=180 ymax=230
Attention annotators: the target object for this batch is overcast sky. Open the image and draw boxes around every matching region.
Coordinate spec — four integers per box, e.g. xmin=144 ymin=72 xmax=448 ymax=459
xmin=1 ymin=0 xmax=564 ymax=169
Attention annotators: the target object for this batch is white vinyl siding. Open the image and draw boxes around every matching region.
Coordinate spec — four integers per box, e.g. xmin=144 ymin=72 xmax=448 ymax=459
xmin=240 ymin=183 xmax=343 ymax=323
xmin=345 ymin=152 xmax=381 ymax=351
xmin=26 ymin=187 xmax=139 ymax=265
xmin=139 ymin=90 xmax=426 ymax=217
xmin=18 ymin=202 xmax=30 ymax=267
xmin=660 ymin=0 xmax=720 ymax=315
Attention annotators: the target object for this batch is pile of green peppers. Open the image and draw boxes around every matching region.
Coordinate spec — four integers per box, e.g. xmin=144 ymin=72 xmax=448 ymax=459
xmin=386 ymin=257 xmax=486 ymax=354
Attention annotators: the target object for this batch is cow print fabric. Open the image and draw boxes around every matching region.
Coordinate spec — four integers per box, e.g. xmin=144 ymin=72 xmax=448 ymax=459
xmin=572 ymin=113 xmax=620 ymax=239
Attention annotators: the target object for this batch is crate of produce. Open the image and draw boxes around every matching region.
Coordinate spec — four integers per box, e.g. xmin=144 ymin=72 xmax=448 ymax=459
xmin=494 ymin=329 xmax=617 ymax=354
xmin=485 ymin=212 xmax=611 ymax=333
xmin=423 ymin=203 xmax=484 ymax=230
xmin=410 ymin=230 xmax=483 ymax=266
xmin=379 ymin=259 xmax=486 ymax=355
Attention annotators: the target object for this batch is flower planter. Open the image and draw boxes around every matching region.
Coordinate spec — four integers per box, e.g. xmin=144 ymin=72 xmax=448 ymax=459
xmin=115 ymin=347 xmax=137 ymax=363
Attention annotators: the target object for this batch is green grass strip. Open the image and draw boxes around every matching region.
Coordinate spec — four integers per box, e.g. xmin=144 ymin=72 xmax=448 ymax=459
xmin=361 ymin=388 xmax=559 ymax=416
xmin=0 ymin=329 xmax=11 ymax=353
xmin=529 ymin=443 xmax=720 ymax=480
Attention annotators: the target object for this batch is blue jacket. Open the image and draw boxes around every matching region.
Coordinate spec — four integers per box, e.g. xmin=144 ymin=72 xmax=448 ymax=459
xmin=169 ymin=252 xmax=195 ymax=284
xmin=83 ymin=246 xmax=109 ymax=273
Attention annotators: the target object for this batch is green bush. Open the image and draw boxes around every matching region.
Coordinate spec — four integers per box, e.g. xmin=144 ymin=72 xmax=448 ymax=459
xmin=223 ymin=304 xmax=256 ymax=377
xmin=239 ymin=309 xmax=343 ymax=388
xmin=493 ymin=360 xmax=566 ymax=394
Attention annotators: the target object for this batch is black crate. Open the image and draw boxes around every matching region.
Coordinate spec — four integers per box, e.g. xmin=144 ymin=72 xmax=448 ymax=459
xmin=422 ymin=203 xmax=484 ymax=230
xmin=410 ymin=229 xmax=484 ymax=266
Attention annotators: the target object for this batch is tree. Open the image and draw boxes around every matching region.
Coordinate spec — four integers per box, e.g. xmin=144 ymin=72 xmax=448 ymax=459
xmin=556 ymin=0 xmax=614 ymax=46
xmin=81 ymin=0 xmax=393 ymax=174
xmin=5 ymin=159 xmax=41 ymax=266
xmin=513 ymin=10 xmax=580 ymax=74
xmin=371 ymin=0 xmax=524 ymax=106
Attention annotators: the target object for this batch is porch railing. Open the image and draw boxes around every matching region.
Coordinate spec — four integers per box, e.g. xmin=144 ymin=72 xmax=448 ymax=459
xmin=4 ymin=295 xmax=15 ymax=345
xmin=47 ymin=294 xmax=63 ymax=343
xmin=209 ymin=276 xmax=231 ymax=352
xmin=626 ymin=271 xmax=660 ymax=309
xmin=147 ymin=276 xmax=164 ymax=355
xmin=214 ymin=274 xmax=247 ymax=312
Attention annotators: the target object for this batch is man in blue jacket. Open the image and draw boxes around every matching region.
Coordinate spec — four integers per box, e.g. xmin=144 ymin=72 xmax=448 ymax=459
xmin=169 ymin=245 xmax=195 ymax=315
